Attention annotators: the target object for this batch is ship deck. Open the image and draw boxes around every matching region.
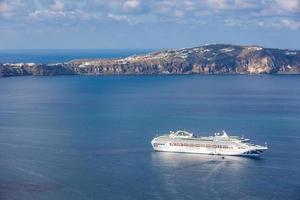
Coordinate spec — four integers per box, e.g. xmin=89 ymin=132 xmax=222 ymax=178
xmin=159 ymin=135 xmax=243 ymax=142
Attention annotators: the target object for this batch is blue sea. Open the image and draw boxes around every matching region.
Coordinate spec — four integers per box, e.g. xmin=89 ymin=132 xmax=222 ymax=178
xmin=0 ymin=49 xmax=152 ymax=64
xmin=0 ymin=50 xmax=300 ymax=200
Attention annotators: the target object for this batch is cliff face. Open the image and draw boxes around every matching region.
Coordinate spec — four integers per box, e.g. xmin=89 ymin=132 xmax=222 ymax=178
xmin=0 ymin=63 xmax=74 ymax=77
xmin=1 ymin=44 xmax=300 ymax=77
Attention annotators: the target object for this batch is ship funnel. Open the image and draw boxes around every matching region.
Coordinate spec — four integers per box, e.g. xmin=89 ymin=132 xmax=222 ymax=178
xmin=222 ymin=130 xmax=228 ymax=137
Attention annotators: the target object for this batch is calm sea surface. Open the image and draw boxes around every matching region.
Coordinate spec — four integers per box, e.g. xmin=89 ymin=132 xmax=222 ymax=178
xmin=0 ymin=61 xmax=300 ymax=199
xmin=0 ymin=47 xmax=300 ymax=200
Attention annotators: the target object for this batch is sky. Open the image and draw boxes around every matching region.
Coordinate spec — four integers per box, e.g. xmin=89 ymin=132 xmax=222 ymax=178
xmin=0 ymin=0 xmax=300 ymax=49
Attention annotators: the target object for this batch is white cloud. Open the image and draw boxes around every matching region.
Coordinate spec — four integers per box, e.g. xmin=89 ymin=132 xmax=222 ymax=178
xmin=276 ymin=0 xmax=300 ymax=12
xmin=224 ymin=18 xmax=242 ymax=26
xmin=258 ymin=0 xmax=300 ymax=16
xmin=183 ymin=1 xmax=195 ymax=11
xmin=224 ymin=17 xmax=300 ymax=30
xmin=1 ymin=0 xmax=300 ymax=30
xmin=107 ymin=13 xmax=129 ymax=21
xmin=29 ymin=10 xmax=65 ymax=19
xmin=50 ymin=0 xmax=64 ymax=12
xmin=173 ymin=10 xmax=184 ymax=18
xmin=206 ymin=0 xmax=228 ymax=10
xmin=234 ymin=0 xmax=257 ymax=9
xmin=28 ymin=9 xmax=80 ymax=21
xmin=0 ymin=0 xmax=12 ymax=17
xmin=123 ymin=0 xmax=140 ymax=10
xmin=277 ymin=18 xmax=300 ymax=30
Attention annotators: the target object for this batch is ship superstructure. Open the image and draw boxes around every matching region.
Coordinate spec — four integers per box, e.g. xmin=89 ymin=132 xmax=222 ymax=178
xmin=151 ymin=130 xmax=268 ymax=156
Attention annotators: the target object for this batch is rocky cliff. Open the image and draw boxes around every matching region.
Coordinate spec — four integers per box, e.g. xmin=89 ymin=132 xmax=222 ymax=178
xmin=1 ymin=44 xmax=300 ymax=77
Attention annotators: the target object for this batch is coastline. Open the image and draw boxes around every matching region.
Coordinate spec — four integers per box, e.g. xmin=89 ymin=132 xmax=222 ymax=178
xmin=1 ymin=44 xmax=300 ymax=78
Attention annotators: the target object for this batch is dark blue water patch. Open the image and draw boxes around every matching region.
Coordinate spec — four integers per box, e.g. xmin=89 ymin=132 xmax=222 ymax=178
xmin=0 ymin=75 xmax=300 ymax=200
xmin=0 ymin=49 xmax=153 ymax=64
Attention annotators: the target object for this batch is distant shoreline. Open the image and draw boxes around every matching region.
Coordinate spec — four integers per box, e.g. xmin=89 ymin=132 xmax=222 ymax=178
xmin=1 ymin=44 xmax=300 ymax=77
xmin=2 ymin=73 xmax=300 ymax=80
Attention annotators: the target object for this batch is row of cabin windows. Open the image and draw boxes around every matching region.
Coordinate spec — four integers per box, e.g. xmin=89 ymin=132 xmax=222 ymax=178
xmin=169 ymin=143 xmax=231 ymax=149
xmin=153 ymin=143 xmax=165 ymax=147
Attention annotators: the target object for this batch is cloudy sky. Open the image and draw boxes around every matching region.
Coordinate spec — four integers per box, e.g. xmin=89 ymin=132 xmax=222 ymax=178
xmin=0 ymin=0 xmax=300 ymax=49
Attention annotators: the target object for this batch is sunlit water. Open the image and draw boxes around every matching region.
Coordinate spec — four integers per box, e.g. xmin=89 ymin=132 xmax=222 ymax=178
xmin=0 ymin=75 xmax=300 ymax=200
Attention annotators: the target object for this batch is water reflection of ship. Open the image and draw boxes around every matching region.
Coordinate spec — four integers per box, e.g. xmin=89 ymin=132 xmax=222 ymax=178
xmin=151 ymin=152 xmax=260 ymax=199
xmin=151 ymin=151 xmax=256 ymax=170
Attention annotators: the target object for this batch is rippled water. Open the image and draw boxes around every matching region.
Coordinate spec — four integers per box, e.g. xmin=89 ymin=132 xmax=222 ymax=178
xmin=0 ymin=75 xmax=300 ymax=200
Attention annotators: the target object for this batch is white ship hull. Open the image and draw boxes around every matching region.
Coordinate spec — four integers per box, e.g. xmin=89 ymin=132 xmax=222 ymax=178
xmin=151 ymin=130 xmax=268 ymax=157
xmin=151 ymin=141 xmax=262 ymax=156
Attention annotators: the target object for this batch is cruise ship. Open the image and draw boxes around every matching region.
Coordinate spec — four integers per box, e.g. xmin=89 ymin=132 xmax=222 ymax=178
xmin=151 ymin=130 xmax=268 ymax=156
